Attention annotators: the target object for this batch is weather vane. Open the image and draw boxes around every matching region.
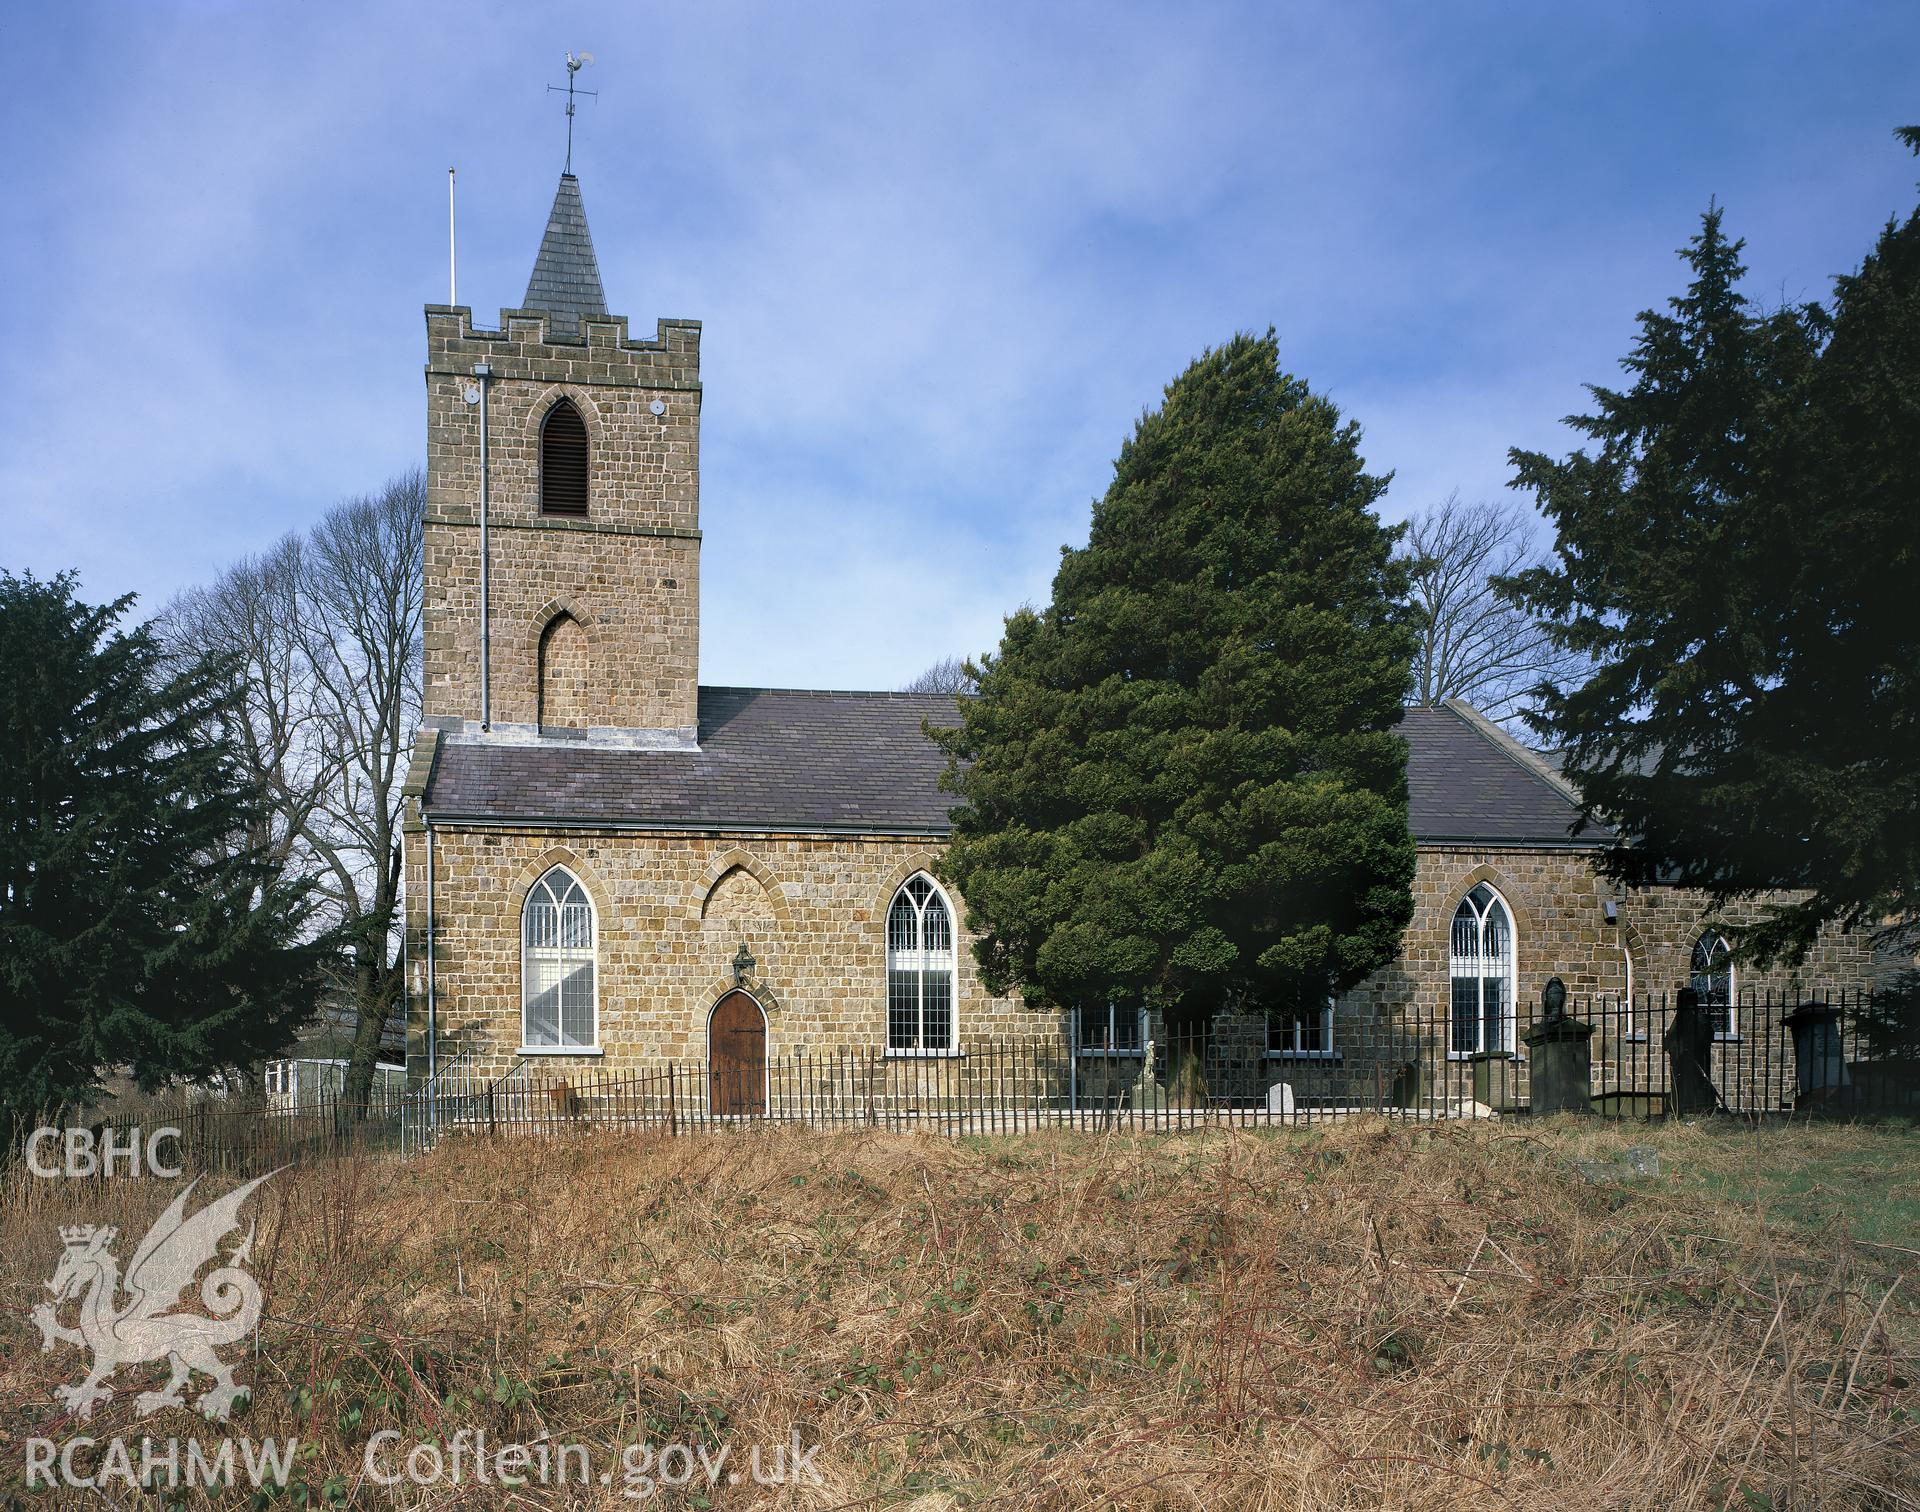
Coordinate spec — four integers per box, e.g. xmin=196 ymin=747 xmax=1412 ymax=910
xmin=549 ymin=52 xmax=598 ymax=175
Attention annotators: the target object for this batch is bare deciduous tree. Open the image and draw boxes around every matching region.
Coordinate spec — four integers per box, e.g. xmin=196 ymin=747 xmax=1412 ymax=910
xmin=165 ymin=471 xmax=423 ymax=1113
xmin=297 ymin=476 xmax=423 ymax=1109
xmin=901 ymin=656 xmax=976 ymax=695
xmin=1399 ymin=493 xmax=1584 ymax=730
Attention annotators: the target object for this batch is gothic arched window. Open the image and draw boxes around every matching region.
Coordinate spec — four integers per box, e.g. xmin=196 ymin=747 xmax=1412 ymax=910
xmin=1690 ymin=931 xmax=1736 ymax=1038
xmin=539 ymin=398 xmax=590 ymax=517
xmin=886 ymin=874 xmax=955 ymax=1054
xmin=522 ymin=866 xmax=596 ymax=1048
xmin=1449 ymin=883 xmax=1515 ymax=1055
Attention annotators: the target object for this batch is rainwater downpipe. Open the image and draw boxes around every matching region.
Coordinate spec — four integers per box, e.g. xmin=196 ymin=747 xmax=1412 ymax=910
xmin=475 ymin=362 xmax=492 ymax=730
xmin=424 ymin=819 xmax=439 ymax=1130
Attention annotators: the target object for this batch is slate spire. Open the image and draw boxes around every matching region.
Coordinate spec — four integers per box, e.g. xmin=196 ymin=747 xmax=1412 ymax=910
xmin=522 ymin=173 xmax=608 ymax=336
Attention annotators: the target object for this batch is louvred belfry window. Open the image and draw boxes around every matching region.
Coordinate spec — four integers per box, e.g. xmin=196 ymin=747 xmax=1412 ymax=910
xmin=540 ymin=399 xmax=590 ymax=516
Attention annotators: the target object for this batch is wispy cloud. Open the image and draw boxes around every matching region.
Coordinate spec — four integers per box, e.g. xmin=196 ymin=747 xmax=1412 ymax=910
xmin=3 ymin=1 xmax=1915 ymax=689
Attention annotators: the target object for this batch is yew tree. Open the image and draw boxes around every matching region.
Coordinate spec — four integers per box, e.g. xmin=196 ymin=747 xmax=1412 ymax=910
xmin=934 ymin=331 xmax=1417 ymax=1034
xmin=0 ymin=572 xmax=329 ymax=1142
xmin=1503 ymin=131 xmax=1920 ymax=965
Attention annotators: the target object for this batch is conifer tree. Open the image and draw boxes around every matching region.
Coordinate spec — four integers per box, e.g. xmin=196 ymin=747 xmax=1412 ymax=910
xmin=0 ymin=571 xmax=328 ymax=1141
xmin=934 ymin=332 xmax=1417 ymax=1034
xmin=1504 ymin=131 xmax=1920 ymax=964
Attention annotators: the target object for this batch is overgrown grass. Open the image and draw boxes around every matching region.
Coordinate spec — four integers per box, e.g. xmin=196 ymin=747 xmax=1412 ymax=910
xmin=2 ymin=1118 xmax=1915 ymax=1508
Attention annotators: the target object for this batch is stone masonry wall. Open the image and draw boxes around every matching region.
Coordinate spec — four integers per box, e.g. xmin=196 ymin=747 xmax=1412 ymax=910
xmin=405 ymin=820 xmax=1067 ymax=1084
xmin=422 ymin=307 xmax=702 ymax=734
xmin=1313 ymin=845 xmax=1877 ymax=1109
xmin=402 ymin=801 xmax=1877 ymax=1106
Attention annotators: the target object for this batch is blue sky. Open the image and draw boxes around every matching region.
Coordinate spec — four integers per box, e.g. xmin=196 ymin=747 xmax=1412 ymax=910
xmin=2 ymin=2 xmax=1915 ymax=689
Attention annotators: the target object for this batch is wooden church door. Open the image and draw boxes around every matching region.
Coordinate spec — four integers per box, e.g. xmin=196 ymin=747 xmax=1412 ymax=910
xmin=708 ymin=991 xmax=767 ymax=1115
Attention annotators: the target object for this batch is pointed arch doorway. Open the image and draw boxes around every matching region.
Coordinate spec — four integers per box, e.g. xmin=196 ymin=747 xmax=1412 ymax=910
xmin=707 ymin=991 xmax=767 ymax=1115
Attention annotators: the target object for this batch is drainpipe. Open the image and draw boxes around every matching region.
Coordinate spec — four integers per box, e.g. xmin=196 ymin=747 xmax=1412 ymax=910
xmin=1068 ymin=1008 xmax=1078 ymax=1112
xmin=474 ymin=362 xmax=492 ymax=729
xmin=424 ymin=819 xmax=439 ymax=1131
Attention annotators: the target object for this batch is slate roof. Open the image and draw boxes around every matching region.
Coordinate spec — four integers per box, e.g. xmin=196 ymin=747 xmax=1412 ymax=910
xmin=522 ymin=174 xmax=608 ymax=336
xmin=1400 ymin=704 xmax=1608 ymax=845
xmin=422 ymin=690 xmax=1606 ymax=847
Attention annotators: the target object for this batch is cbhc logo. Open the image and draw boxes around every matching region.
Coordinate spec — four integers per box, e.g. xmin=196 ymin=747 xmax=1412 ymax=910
xmin=25 ymin=1126 xmax=184 ymax=1179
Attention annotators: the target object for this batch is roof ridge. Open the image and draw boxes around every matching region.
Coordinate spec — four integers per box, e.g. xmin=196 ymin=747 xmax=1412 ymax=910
xmin=700 ymin=684 xmax=965 ymax=700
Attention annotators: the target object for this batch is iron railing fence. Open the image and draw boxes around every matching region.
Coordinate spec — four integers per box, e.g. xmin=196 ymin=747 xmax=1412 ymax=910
xmin=75 ymin=1090 xmax=406 ymax=1176
xmin=27 ymin=990 xmax=1903 ymax=1168
xmin=398 ymin=987 xmax=1916 ymax=1148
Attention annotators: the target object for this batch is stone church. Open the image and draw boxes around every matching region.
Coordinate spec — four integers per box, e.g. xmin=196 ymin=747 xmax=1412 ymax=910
xmin=402 ymin=171 xmax=1873 ymax=1109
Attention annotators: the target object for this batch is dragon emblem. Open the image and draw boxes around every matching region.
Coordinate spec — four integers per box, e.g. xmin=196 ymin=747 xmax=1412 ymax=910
xmin=29 ymin=1171 xmax=277 ymax=1422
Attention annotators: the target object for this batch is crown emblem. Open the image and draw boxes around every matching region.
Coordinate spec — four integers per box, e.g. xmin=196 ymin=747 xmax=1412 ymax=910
xmin=60 ymin=1225 xmax=114 ymax=1249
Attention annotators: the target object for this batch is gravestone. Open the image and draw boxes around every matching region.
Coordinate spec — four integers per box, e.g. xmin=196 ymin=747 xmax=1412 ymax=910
xmin=1390 ymin=1057 xmax=1426 ymax=1110
xmin=1664 ymin=987 xmax=1721 ymax=1117
xmin=1783 ymin=1003 xmax=1850 ymax=1109
xmin=1522 ymin=976 xmax=1594 ymax=1116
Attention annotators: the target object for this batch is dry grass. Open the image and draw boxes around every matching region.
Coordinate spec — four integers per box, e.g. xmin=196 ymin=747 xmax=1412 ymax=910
xmin=2 ymin=1118 xmax=1917 ymax=1508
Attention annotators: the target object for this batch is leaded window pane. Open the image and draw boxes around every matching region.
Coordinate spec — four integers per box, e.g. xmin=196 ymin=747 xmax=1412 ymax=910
xmin=922 ymin=894 xmax=951 ymax=952
xmin=522 ymin=867 xmax=595 ymax=1048
xmin=920 ymin=971 xmax=952 ymax=1051
xmin=887 ymin=893 xmax=918 ymax=952
xmin=884 ymin=873 xmax=956 ymax=1053
xmin=1481 ymin=971 xmax=1507 ymax=1053
xmin=1449 ymin=886 xmax=1514 ymax=1054
xmin=888 ymin=969 xmax=921 ymax=1051
xmin=1450 ymin=977 xmax=1480 ymax=1054
xmin=1690 ymin=932 xmax=1734 ymax=1036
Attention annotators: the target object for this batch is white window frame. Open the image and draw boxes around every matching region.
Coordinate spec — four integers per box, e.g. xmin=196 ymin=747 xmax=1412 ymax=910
xmin=1616 ymin=942 xmax=1646 ymax=1040
xmin=886 ymin=873 xmax=958 ymax=1056
xmin=1075 ymin=1005 xmax=1147 ymax=1056
xmin=520 ymin=865 xmax=601 ymax=1053
xmin=1449 ymin=882 xmax=1517 ymax=1058
xmin=264 ymin=1060 xmax=292 ymax=1097
xmin=1267 ymin=998 xmax=1336 ymax=1059
xmin=1690 ymin=931 xmax=1738 ymax=1040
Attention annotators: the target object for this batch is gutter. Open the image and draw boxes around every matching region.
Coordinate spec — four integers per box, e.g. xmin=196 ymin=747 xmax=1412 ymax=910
xmin=420 ymin=809 xmax=951 ymax=840
xmin=420 ymin=809 xmax=1605 ymax=852
xmin=1414 ymin=833 xmax=1607 ymax=851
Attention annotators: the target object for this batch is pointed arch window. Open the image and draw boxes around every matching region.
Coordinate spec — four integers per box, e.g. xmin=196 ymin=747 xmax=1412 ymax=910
xmin=539 ymin=398 xmax=590 ymax=516
xmin=1690 ymin=931 xmax=1736 ymax=1038
xmin=886 ymin=874 xmax=956 ymax=1054
xmin=522 ymin=867 xmax=596 ymax=1048
xmin=537 ymin=611 xmax=590 ymax=729
xmin=1449 ymin=883 xmax=1515 ymax=1055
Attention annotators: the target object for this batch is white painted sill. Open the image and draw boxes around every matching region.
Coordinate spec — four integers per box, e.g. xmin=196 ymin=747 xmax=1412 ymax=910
xmin=516 ymin=1044 xmax=605 ymax=1057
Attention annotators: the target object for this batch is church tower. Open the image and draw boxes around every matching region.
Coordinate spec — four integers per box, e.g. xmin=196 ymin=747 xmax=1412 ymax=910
xmin=421 ymin=172 xmax=702 ymax=747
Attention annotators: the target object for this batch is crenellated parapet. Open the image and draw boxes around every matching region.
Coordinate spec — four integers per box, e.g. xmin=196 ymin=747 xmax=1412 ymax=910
xmin=424 ymin=305 xmax=701 ymax=392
